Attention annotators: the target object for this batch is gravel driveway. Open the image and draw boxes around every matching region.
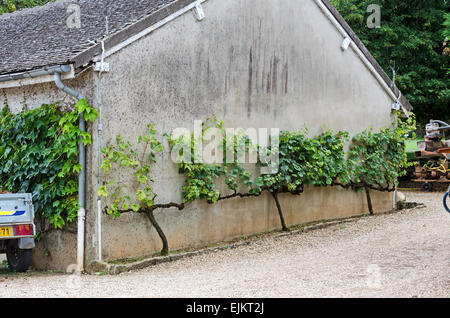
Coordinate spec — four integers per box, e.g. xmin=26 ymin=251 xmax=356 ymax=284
xmin=1 ymin=192 xmax=449 ymax=298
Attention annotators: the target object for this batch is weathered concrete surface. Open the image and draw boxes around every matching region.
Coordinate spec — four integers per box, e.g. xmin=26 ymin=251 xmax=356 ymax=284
xmin=0 ymin=192 xmax=448 ymax=298
xmin=32 ymin=230 xmax=77 ymax=271
xmin=95 ymin=188 xmax=392 ymax=263
xmin=0 ymin=0 xmax=399 ymax=270
xmin=86 ymin=0 xmax=396 ymax=265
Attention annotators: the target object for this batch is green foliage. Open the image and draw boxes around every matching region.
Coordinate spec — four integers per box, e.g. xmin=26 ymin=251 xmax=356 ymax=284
xmin=444 ymin=13 xmax=450 ymax=40
xmin=102 ymin=115 xmax=416 ymax=243
xmin=0 ymin=99 xmax=97 ymax=229
xmin=331 ymin=0 xmax=450 ymax=123
xmin=166 ymin=115 xmax=414 ymax=206
xmin=98 ymin=124 xmax=164 ymax=217
xmin=177 ymin=161 xmax=225 ymax=204
xmin=348 ymin=112 xmax=416 ymax=188
xmin=255 ymin=129 xmax=350 ymax=194
xmin=444 ymin=13 xmax=450 ymax=73
xmin=166 ymin=117 xmax=262 ymax=204
xmin=0 ymin=0 xmax=55 ymax=14
xmin=173 ymin=138 xmax=226 ymax=203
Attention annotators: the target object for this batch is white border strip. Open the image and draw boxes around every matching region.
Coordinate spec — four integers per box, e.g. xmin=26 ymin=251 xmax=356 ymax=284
xmin=0 ymin=65 xmax=75 ymax=89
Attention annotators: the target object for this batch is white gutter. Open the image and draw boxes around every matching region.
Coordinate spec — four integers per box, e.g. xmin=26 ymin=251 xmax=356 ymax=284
xmin=312 ymin=0 xmax=408 ymax=116
xmin=0 ymin=65 xmax=75 ymax=89
xmin=76 ymin=208 xmax=86 ymax=271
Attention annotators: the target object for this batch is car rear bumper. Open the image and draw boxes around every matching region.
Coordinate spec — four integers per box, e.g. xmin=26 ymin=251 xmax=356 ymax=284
xmin=0 ymin=223 xmax=35 ymax=240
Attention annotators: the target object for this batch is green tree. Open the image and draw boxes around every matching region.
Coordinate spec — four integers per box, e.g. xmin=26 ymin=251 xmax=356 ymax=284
xmin=444 ymin=13 xmax=450 ymax=38
xmin=331 ymin=0 xmax=450 ymax=124
xmin=0 ymin=0 xmax=55 ymax=14
xmin=444 ymin=13 xmax=450 ymax=71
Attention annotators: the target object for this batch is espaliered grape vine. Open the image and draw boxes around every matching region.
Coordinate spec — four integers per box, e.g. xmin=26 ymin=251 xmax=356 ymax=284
xmin=99 ymin=124 xmax=184 ymax=256
xmin=167 ymin=118 xmax=351 ymax=231
xmin=100 ymin=112 xmax=414 ymax=256
xmin=343 ymin=113 xmax=416 ymax=214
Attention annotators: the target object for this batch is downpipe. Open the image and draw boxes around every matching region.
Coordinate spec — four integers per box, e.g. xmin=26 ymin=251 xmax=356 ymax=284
xmin=54 ymin=72 xmax=86 ymax=272
xmin=77 ymin=208 xmax=86 ymax=270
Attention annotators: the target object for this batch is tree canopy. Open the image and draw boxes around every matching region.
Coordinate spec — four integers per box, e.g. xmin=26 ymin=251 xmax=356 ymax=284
xmin=0 ymin=0 xmax=55 ymax=14
xmin=331 ymin=0 xmax=449 ymax=124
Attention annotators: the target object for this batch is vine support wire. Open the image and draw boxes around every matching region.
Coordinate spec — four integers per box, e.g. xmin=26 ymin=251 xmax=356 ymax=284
xmin=96 ymin=41 xmax=104 ymax=261
xmin=95 ymin=16 xmax=108 ymax=261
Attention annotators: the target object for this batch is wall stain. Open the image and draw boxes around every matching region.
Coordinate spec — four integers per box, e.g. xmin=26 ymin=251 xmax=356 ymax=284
xmin=207 ymin=58 xmax=210 ymax=83
xmin=259 ymin=53 xmax=288 ymax=96
xmin=247 ymin=46 xmax=253 ymax=117
xmin=271 ymin=55 xmax=279 ymax=95
xmin=256 ymin=19 xmax=262 ymax=94
xmin=266 ymin=56 xmax=272 ymax=94
xmin=224 ymin=73 xmax=228 ymax=94
xmin=283 ymin=59 xmax=289 ymax=94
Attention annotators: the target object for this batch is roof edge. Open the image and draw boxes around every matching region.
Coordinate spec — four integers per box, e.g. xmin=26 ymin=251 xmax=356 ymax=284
xmin=0 ymin=0 xmax=413 ymax=112
xmin=74 ymin=0 xmax=411 ymax=111
xmin=72 ymin=0 xmax=198 ymax=69
xmin=320 ymin=0 xmax=412 ymax=111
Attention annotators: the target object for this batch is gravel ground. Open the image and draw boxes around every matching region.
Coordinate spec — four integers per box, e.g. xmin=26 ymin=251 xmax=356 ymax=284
xmin=0 ymin=191 xmax=449 ymax=298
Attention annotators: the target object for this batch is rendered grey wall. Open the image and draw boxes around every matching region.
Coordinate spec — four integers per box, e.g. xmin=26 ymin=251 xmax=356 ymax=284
xmin=86 ymin=0 xmax=396 ymax=265
xmin=0 ymin=70 xmax=93 ymax=112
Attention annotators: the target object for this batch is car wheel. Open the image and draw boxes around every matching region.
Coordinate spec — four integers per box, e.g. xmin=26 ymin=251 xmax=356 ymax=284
xmin=421 ymin=182 xmax=433 ymax=192
xmin=6 ymin=240 xmax=32 ymax=273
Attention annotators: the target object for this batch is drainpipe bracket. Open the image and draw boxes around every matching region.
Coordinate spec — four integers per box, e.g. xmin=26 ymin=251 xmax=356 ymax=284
xmin=341 ymin=37 xmax=351 ymax=51
xmin=193 ymin=2 xmax=205 ymax=21
xmin=94 ymin=62 xmax=110 ymax=73
xmin=392 ymin=102 xmax=401 ymax=111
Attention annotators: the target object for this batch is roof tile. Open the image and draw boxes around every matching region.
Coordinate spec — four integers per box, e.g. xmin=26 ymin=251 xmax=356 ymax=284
xmin=0 ymin=0 xmax=177 ymax=74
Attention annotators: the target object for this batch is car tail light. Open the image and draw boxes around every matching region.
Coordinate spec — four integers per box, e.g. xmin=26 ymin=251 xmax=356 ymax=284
xmin=14 ymin=224 xmax=33 ymax=236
